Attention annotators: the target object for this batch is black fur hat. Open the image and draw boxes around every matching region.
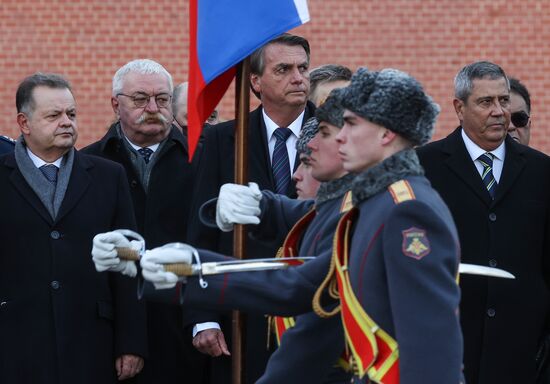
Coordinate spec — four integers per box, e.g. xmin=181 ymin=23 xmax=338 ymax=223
xmin=295 ymin=117 xmax=319 ymax=156
xmin=340 ymin=67 xmax=439 ymax=145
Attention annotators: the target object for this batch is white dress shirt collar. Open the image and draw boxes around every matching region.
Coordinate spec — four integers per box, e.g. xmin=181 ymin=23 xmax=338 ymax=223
xmin=262 ymin=109 xmax=304 ymax=141
xmin=26 ymin=147 xmax=63 ymax=168
xmin=461 ymin=128 xmax=506 ymax=182
xmin=124 ymin=136 xmax=160 ymax=153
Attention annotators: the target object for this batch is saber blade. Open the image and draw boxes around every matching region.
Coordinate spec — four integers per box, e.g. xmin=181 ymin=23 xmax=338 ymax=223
xmin=165 ymin=257 xmax=315 ymax=276
xmin=459 ymin=263 xmax=515 ymax=279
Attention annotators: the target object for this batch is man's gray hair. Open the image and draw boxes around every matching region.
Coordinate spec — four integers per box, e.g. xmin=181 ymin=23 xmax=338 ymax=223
xmin=454 ymin=61 xmax=509 ymax=102
xmin=112 ymin=59 xmax=174 ymax=96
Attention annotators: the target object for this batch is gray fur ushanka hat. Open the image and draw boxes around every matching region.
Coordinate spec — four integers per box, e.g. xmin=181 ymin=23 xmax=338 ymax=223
xmin=295 ymin=117 xmax=319 ymax=156
xmin=339 ymin=67 xmax=440 ymax=146
xmin=315 ymin=88 xmax=345 ymax=128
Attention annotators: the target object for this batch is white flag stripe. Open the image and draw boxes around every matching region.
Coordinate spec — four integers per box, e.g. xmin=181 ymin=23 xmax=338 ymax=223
xmin=293 ymin=0 xmax=310 ymax=23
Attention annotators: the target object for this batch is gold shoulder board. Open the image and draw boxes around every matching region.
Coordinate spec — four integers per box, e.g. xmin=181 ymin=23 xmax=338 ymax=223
xmin=388 ymin=180 xmax=416 ymax=204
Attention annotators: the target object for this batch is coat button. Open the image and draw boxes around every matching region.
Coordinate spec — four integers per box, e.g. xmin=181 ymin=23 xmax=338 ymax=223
xmin=488 ymin=213 xmax=497 ymax=222
xmin=489 ymin=259 xmax=497 ymax=267
xmin=50 ymin=281 xmax=60 ymax=290
xmin=50 ymin=230 xmax=60 ymax=239
xmin=130 ymin=180 xmax=138 ymax=188
xmin=487 ymin=308 xmax=496 ymax=317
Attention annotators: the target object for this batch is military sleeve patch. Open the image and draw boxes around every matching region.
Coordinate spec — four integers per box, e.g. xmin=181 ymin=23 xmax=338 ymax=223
xmin=402 ymin=227 xmax=430 ymax=260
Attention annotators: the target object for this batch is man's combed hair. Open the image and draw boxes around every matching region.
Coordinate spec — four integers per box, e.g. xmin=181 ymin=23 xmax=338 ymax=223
xmin=509 ymin=77 xmax=531 ymax=113
xmin=249 ymin=33 xmax=310 ymax=76
xmin=454 ymin=61 xmax=509 ymax=102
xmin=309 ymin=64 xmax=352 ymax=103
xmin=248 ymin=33 xmax=310 ymax=99
xmin=112 ymin=59 xmax=173 ymax=96
xmin=16 ymin=73 xmax=72 ymax=116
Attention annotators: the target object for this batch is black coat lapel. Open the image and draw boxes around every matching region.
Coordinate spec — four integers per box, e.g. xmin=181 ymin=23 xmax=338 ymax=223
xmin=494 ymin=136 xmax=526 ymax=204
xmin=7 ymin=155 xmax=54 ymax=225
xmin=249 ymin=106 xmax=274 ymax=189
xmin=443 ymin=128 xmax=493 ymax=206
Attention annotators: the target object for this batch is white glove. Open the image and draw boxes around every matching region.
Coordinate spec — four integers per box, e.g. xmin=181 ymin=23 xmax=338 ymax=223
xmin=92 ymin=231 xmax=141 ymax=277
xmin=216 ymin=182 xmax=262 ymax=232
xmin=140 ymin=243 xmax=194 ymax=289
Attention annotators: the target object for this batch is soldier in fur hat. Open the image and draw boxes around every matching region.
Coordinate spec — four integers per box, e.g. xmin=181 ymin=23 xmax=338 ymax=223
xmin=324 ymin=67 xmax=463 ymax=383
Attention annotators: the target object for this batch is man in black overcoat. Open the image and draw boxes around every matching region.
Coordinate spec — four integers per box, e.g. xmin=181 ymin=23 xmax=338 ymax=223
xmin=186 ymin=33 xmax=316 ymax=383
xmin=417 ymin=61 xmax=550 ymax=384
xmin=83 ymin=59 xmax=207 ymax=384
xmin=0 ymin=73 xmax=147 ymax=383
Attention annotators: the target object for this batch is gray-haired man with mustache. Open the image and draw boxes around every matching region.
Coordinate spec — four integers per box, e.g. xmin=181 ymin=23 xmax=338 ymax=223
xmin=83 ymin=59 xmax=207 ymax=384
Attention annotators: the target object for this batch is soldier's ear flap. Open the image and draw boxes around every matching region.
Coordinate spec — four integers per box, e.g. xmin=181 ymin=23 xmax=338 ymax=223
xmin=17 ymin=113 xmax=30 ymax=134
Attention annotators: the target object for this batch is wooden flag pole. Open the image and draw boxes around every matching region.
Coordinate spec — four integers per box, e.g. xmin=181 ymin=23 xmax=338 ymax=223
xmin=232 ymin=57 xmax=250 ymax=384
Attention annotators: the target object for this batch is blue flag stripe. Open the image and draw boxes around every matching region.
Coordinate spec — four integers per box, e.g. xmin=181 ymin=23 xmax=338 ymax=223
xmin=197 ymin=0 xmax=308 ymax=83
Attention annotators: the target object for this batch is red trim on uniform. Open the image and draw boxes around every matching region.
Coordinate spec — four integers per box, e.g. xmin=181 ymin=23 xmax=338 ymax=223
xmin=272 ymin=209 xmax=316 ymax=344
xmin=217 ymin=273 xmax=229 ymax=305
xmin=174 ymin=282 xmax=182 ymax=304
xmin=305 ymin=232 xmax=322 ymax=255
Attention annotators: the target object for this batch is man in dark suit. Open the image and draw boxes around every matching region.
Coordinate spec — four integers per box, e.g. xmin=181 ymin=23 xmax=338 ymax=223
xmin=417 ymin=61 xmax=550 ymax=383
xmin=0 ymin=73 xmax=147 ymax=383
xmin=83 ymin=59 xmax=207 ymax=384
xmin=187 ymin=33 xmax=315 ymax=383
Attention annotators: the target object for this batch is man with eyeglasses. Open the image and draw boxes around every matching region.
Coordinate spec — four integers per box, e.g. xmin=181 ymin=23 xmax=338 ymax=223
xmin=417 ymin=61 xmax=550 ymax=384
xmin=83 ymin=59 xmax=207 ymax=384
xmin=507 ymin=77 xmax=532 ymax=146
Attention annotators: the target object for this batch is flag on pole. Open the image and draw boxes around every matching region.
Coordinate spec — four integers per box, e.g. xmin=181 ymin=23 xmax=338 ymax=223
xmin=187 ymin=0 xmax=310 ymax=159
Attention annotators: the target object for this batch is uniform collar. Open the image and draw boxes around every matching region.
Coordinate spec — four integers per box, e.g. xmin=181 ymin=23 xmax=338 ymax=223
xmin=316 ymin=173 xmax=355 ymax=205
xmin=352 ymin=149 xmax=424 ymax=205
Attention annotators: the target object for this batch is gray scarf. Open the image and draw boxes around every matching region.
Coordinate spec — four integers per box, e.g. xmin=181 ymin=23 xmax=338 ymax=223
xmin=14 ymin=136 xmax=74 ymax=220
xmin=351 ymin=148 xmax=424 ymax=205
xmin=116 ymin=123 xmax=167 ymax=191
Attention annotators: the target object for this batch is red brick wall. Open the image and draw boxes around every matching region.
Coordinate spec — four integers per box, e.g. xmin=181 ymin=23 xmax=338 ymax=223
xmin=1 ymin=0 xmax=549 ymax=153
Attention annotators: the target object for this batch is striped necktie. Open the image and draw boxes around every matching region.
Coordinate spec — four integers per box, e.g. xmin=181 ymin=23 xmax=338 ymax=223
xmin=478 ymin=153 xmax=497 ymax=199
xmin=40 ymin=164 xmax=58 ymax=184
xmin=272 ymin=127 xmax=292 ymax=195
